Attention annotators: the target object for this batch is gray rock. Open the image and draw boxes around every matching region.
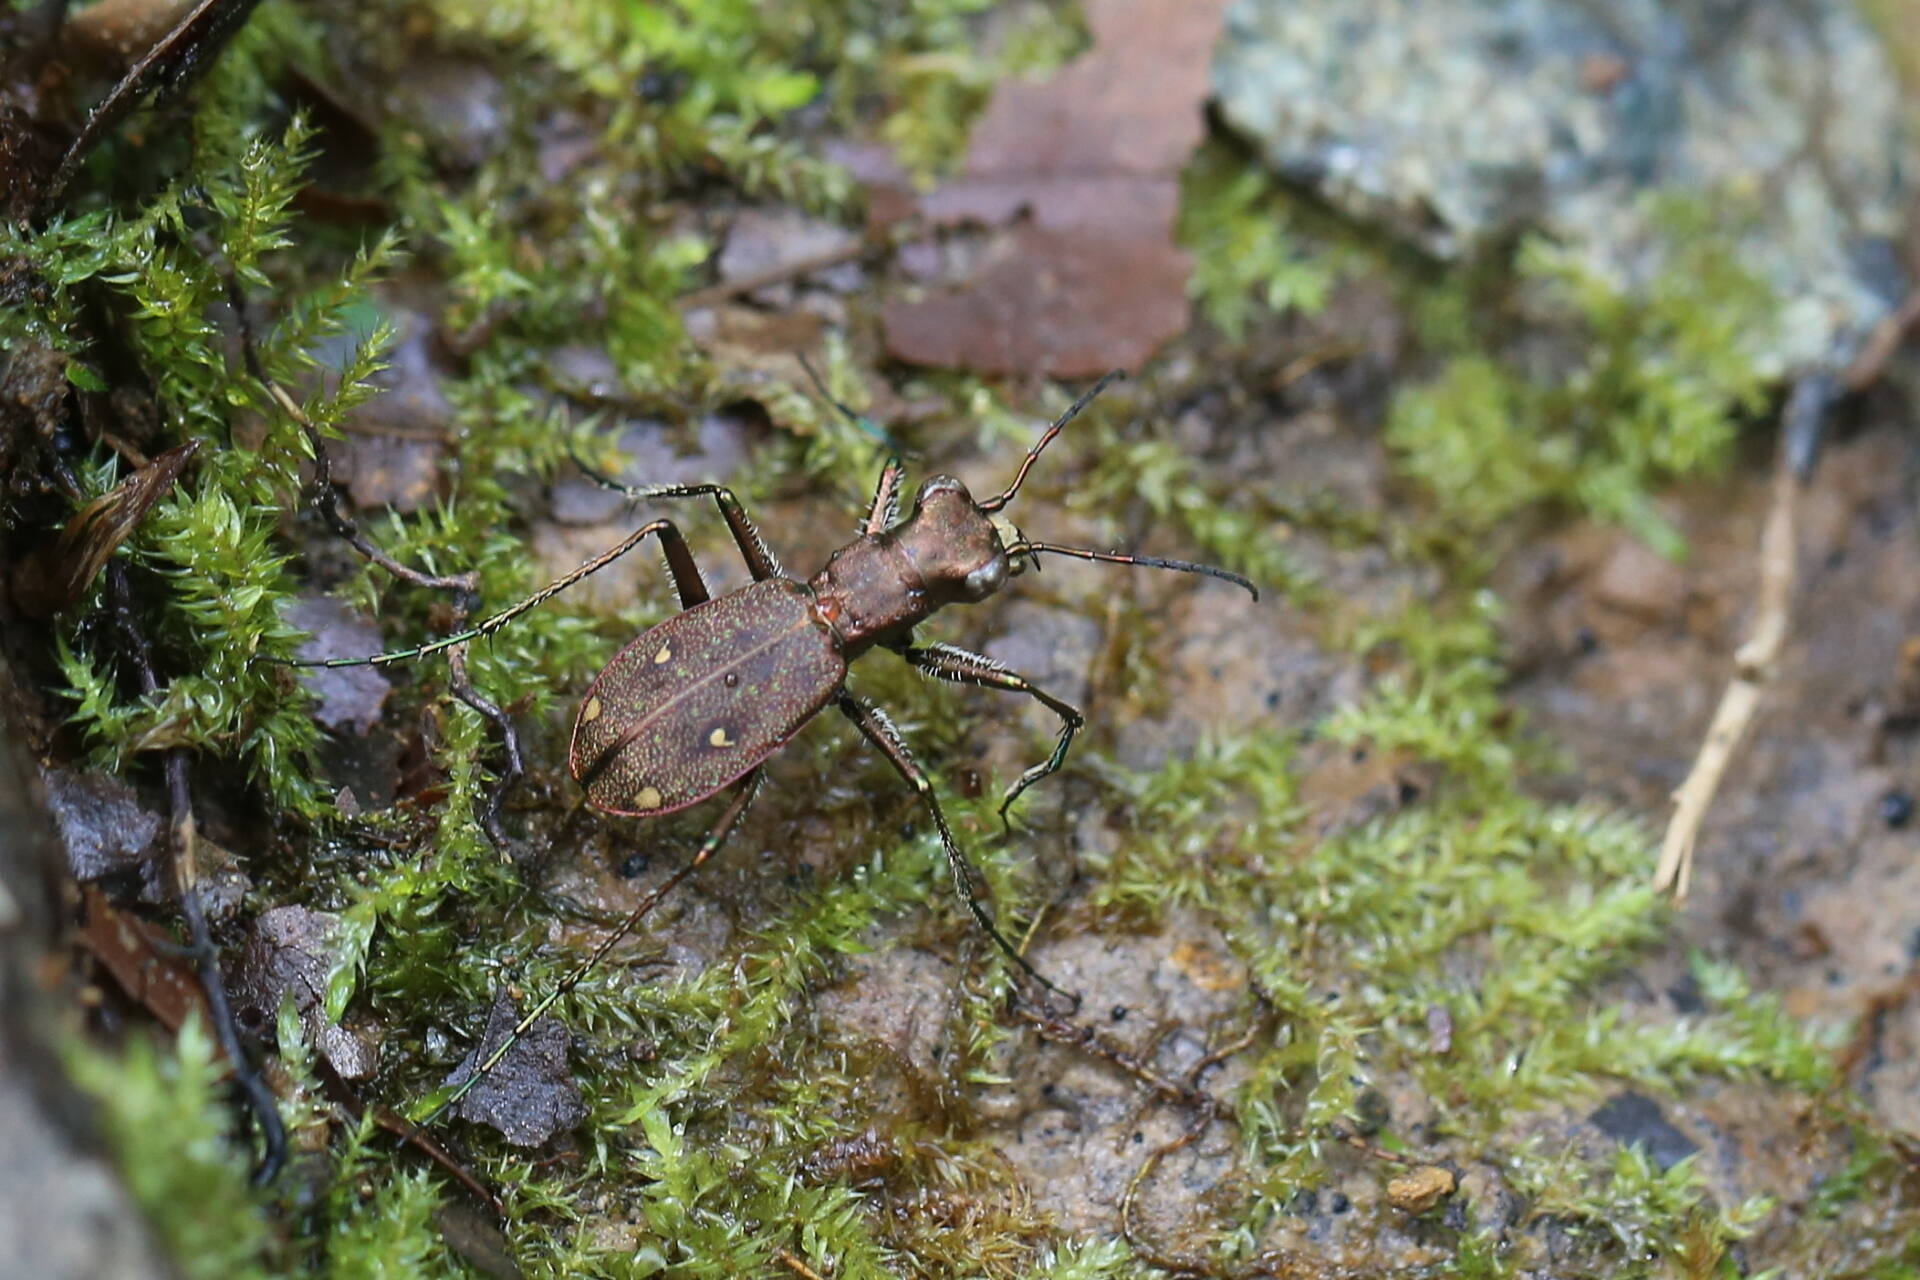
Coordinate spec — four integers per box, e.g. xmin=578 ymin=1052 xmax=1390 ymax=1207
xmin=3 ymin=665 xmax=170 ymax=1279
xmin=1214 ymin=0 xmax=1909 ymax=375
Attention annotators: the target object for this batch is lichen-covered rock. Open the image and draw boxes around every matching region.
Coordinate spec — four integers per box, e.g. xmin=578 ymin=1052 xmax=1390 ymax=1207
xmin=1213 ymin=0 xmax=1909 ymax=374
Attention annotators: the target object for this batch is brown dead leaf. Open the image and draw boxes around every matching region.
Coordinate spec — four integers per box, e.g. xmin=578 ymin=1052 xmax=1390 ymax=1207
xmin=76 ymin=886 xmax=209 ymax=1036
xmin=41 ymin=0 xmax=265 ymax=211
xmin=12 ymin=440 xmax=198 ymax=620
xmin=881 ymin=0 xmax=1232 ymax=377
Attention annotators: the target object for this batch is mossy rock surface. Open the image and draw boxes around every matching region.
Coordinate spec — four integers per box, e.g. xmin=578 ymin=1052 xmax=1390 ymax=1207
xmin=5 ymin=2 xmax=1920 ymax=1277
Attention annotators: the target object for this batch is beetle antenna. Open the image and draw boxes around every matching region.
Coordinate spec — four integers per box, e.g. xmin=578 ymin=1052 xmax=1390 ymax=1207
xmin=978 ymin=371 xmax=1126 ymax=514
xmin=1008 ymin=540 xmax=1257 ymax=600
xmin=797 ymin=352 xmax=907 ymax=455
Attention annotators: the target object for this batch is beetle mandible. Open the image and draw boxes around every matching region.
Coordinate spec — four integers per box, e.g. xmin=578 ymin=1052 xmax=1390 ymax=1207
xmin=296 ymin=370 xmax=1255 ymax=1113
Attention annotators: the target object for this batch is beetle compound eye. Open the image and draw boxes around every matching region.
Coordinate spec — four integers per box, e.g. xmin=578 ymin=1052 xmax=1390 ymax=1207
xmin=963 ymin=557 xmax=1008 ymax=600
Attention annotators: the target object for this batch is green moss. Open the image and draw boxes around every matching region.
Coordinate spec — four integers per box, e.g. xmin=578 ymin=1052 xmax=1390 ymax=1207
xmin=7 ymin=110 xmax=400 ymax=818
xmin=1052 ymin=558 xmax=1856 ymax=1271
xmin=1512 ymin=1146 xmax=1773 ymax=1276
xmin=1326 ymin=589 xmax=1519 ymax=789
xmin=1177 ymin=139 xmax=1348 ymax=341
xmin=68 ymin=1020 xmax=275 ymax=1280
xmin=1085 ymin=732 xmax=1298 ymax=927
xmin=1387 ymin=200 xmax=1777 ymax=557
xmin=320 ymin=1132 xmax=453 ymax=1279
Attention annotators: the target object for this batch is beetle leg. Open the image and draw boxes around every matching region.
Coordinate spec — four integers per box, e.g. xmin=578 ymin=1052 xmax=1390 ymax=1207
xmin=569 ymin=446 xmax=786 ymax=581
xmin=423 ymin=767 xmax=764 ymax=1127
xmin=278 ymin=518 xmax=705 ymax=670
xmin=864 ymin=456 xmax=904 ymax=536
xmin=903 ymin=643 xmax=1084 ymax=829
xmin=836 ymin=693 xmax=1077 ymax=1006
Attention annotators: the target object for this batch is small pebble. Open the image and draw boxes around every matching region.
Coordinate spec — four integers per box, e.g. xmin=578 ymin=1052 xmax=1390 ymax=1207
xmin=1387 ymin=1165 xmax=1457 ymax=1214
xmin=1881 ymin=789 xmax=1913 ymax=829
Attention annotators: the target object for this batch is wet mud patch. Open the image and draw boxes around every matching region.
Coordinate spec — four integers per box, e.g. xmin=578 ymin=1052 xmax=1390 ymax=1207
xmin=1502 ymin=420 xmax=1920 ymax=1138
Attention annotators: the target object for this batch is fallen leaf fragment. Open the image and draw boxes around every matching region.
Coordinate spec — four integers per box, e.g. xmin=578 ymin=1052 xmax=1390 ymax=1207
xmin=41 ymin=0 xmax=265 ymax=211
xmin=443 ymin=990 xmax=586 ymax=1147
xmin=12 ymin=440 xmax=198 ymax=620
xmin=230 ymin=905 xmax=379 ymax=1079
xmin=881 ymin=0 xmax=1232 ymax=377
xmin=76 ymin=886 xmax=208 ymax=1036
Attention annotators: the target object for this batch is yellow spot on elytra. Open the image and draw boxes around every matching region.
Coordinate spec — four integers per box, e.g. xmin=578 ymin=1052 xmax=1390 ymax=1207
xmin=633 ymin=786 xmax=663 ymax=810
xmin=709 ymin=727 xmax=734 ymax=748
xmin=582 ymin=696 xmax=602 ymax=723
xmin=654 ymin=644 xmax=672 ymax=664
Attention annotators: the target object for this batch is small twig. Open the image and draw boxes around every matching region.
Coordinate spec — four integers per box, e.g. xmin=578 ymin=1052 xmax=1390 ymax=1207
xmin=1842 ymin=287 xmax=1920 ymax=393
xmin=446 ymin=646 xmax=521 ymax=849
xmin=1654 ymin=436 xmax=1800 ymax=899
xmin=107 ymin=563 xmax=288 ymax=1183
xmin=1835 ymin=966 xmax=1920 ymax=1083
xmin=223 ymin=277 xmax=476 ymax=598
xmin=775 ymin=1248 xmax=829 ymax=1280
xmin=675 ymin=242 xmax=873 ymax=312
xmin=314 ymin=1060 xmax=503 ymax=1216
xmin=1011 ymin=992 xmax=1219 ymax=1113
xmin=1328 ymin=1125 xmax=1424 ymax=1169
xmin=1119 ymin=1107 xmax=1216 ymax=1275
xmin=1273 ymin=341 xmax=1366 ymax=391
xmin=312 ymin=1052 xmax=501 ymax=1214
xmin=1014 ymin=990 xmax=1272 ymax=1274
xmin=1184 ymin=998 xmax=1271 ymax=1093
xmin=262 ymin=380 xmax=478 ymax=598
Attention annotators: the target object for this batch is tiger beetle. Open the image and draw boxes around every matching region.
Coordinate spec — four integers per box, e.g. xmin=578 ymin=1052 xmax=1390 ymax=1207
xmin=289 ymin=368 xmax=1255 ymax=1121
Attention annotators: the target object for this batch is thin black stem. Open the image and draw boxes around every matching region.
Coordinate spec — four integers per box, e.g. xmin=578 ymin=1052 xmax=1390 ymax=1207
xmin=447 ymin=647 xmax=521 ymax=849
xmin=245 ymin=320 xmax=534 ymax=842
xmin=108 ymin=564 xmax=288 ymax=1183
xmin=261 ymin=381 xmax=480 ymax=600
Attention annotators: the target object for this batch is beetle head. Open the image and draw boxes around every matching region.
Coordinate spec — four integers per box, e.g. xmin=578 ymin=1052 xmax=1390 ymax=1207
xmin=905 ymin=475 xmax=1016 ymax=603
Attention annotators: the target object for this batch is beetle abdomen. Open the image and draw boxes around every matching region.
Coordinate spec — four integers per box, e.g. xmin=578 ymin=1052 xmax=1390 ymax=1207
xmin=570 ymin=578 xmax=845 ymax=816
